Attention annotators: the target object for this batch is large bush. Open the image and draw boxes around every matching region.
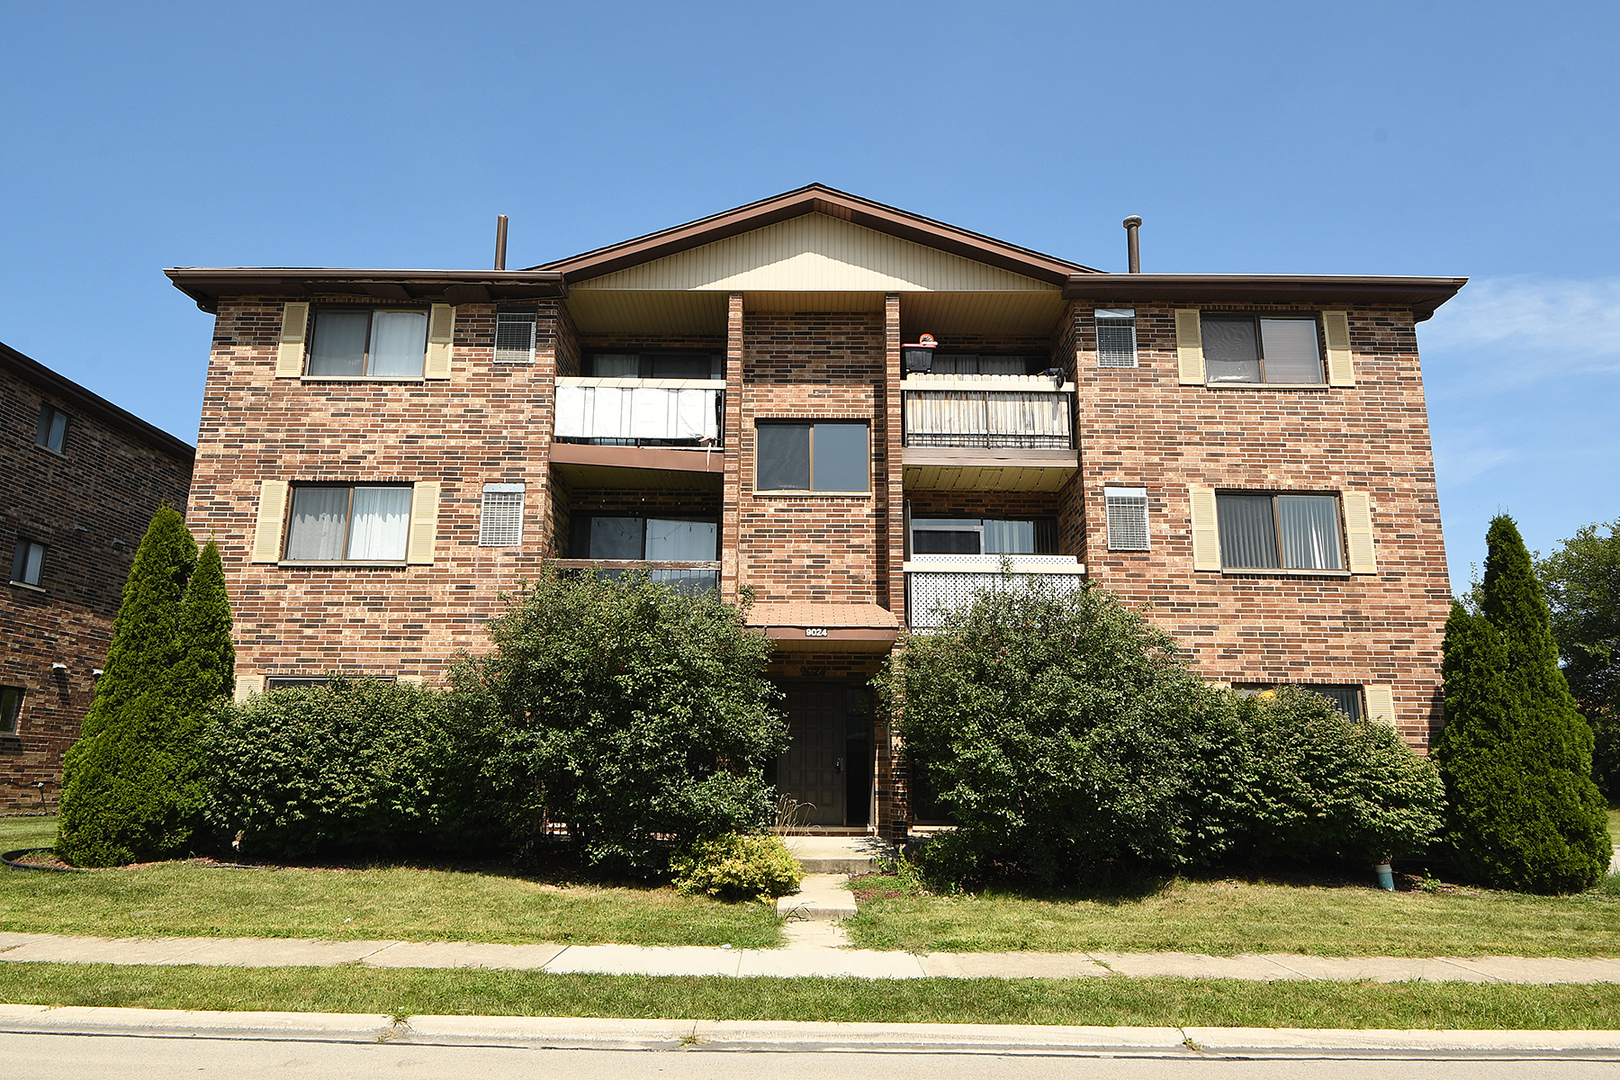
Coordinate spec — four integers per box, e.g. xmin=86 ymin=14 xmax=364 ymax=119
xmin=58 ymin=515 xmax=233 ymax=866
xmin=457 ymin=570 xmax=786 ymax=878
xmin=1436 ymin=517 xmax=1610 ymax=893
xmin=204 ymin=676 xmax=492 ymax=861
xmin=882 ymin=577 xmax=1443 ymax=886
xmin=1536 ymin=518 xmax=1620 ymax=799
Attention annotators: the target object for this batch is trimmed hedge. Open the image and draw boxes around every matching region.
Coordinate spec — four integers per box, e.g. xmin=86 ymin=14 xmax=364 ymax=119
xmin=670 ymin=833 xmax=803 ymax=900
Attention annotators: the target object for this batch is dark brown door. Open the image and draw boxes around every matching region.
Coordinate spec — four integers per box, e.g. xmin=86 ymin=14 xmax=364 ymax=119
xmin=778 ymin=683 xmax=846 ymax=827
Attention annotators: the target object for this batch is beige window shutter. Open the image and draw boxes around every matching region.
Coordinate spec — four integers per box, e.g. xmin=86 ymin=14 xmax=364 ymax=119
xmin=276 ymin=302 xmax=309 ymax=378
xmin=1175 ymin=309 xmax=1205 ymax=385
xmin=233 ymin=674 xmax=265 ymax=702
xmin=425 ymin=305 xmax=455 ymax=379
xmin=407 ymin=481 xmax=442 ymax=564
xmin=251 ymin=480 xmax=289 ymax=564
xmin=1341 ymin=490 xmax=1378 ymax=574
xmin=1189 ymin=485 xmax=1221 ymax=570
xmin=1363 ymin=683 xmax=1396 ymax=726
xmin=1323 ymin=310 xmax=1354 ymax=386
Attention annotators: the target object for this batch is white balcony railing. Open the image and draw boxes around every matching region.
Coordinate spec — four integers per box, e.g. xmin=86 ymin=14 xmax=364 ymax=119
xmin=555 ymin=377 xmax=723 ymax=446
xmin=902 ymin=374 xmax=1073 ymax=451
xmin=904 ymin=553 xmax=1086 ymax=629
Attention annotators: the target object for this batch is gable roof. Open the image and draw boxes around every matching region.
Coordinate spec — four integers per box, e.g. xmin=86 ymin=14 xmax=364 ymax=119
xmin=535 ymin=183 xmax=1097 ymax=287
xmin=1 ymin=340 xmax=195 ymax=461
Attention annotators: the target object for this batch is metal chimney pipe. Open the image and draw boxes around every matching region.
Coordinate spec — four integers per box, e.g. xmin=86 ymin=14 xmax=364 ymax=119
xmin=494 ymin=214 xmax=509 ymax=271
xmin=1123 ymin=216 xmax=1142 ymax=273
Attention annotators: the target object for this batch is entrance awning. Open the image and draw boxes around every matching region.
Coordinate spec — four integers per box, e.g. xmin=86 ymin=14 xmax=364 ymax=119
xmin=745 ymin=602 xmax=899 ymax=651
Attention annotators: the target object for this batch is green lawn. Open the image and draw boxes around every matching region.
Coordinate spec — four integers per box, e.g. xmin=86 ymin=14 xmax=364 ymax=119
xmin=0 ymin=816 xmax=779 ymax=949
xmin=1 ymin=962 xmax=1618 ymax=1030
xmin=845 ymin=871 xmax=1620 ymax=957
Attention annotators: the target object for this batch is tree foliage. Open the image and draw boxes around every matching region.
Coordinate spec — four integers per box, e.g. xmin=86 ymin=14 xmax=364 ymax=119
xmin=1536 ymin=518 xmax=1620 ymax=798
xmin=1435 ymin=515 xmax=1610 ymax=893
xmin=455 ymin=571 xmax=785 ymax=878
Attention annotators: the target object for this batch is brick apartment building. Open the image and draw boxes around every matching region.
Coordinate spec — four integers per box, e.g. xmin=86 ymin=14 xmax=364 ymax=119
xmin=168 ymin=185 xmax=1464 ymax=836
xmin=1 ymin=342 xmax=195 ymax=811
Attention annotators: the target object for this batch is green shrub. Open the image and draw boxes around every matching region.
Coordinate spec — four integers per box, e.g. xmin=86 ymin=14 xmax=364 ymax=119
xmin=455 ymin=570 xmax=786 ymax=878
xmin=1536 ymin=518 xmax=1620 ymax=799
xmin=57 ymin=511 xmax=232 ymax=866
xmin=670 ymin=833 xmax=802 ymax=900
xmin=204 ymin=676 xmax=493 ymax=861
xmin=1436 ymin=516 xmax=1610 ymax=894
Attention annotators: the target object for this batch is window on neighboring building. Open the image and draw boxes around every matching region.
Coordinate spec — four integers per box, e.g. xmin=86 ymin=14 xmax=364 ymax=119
xmin=494 ymin=308 xmax=537 ymax=364
xmin=1105 ymin=487 xmax=1150 ymax=550
xmin=479 ymin=484 xmax=525 ymax=547
xmin=34 ymin=404 xmax=68 ymax=453
xmin=10 ymin=540 xmax=45 ymax=586
xmin=1202 ymin=314 xmax=1323 ymax=384
xmin=283 ymin=485 xmax=413 ymax=562
xmin=307 ymin=308 xmax=429 ymax=377
xmin=569 ymin=516 xmax=719 ymax=561
xmin=1095 ymin=309 xmax=1138 ymax=368
xmin=0 ymin=686 xmax=22 ymax=735
xmin=910 ymin=517 xmax=1058 ymax=555
xmin=584 ymin=351 xmax=722 ymax=379
xmin=756 ymin=422 xmax=868 ymax=492
xmin=1217 ymin=493 xmax=1344 ymax=571
xmin=1236 ymin=683 xmax=1364 ymax=722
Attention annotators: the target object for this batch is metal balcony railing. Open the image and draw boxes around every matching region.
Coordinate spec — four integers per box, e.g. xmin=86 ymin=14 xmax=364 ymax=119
xmin=554 ymin=378 xmax=724 ymax=448
xmin=904 ymin=554 xmax=1086 ymax=629
xmin=901 ymin=375 xmax=1074 ymax=451
xmin=551 ymin=559 xmax=720 ymax=597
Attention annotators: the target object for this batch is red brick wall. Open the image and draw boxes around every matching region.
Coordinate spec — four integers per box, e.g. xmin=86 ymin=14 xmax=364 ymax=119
xmin=0 ymin=364 xmax=193 ymax=810
xmin=1066 ymin=301 xmax=1452 ymax=747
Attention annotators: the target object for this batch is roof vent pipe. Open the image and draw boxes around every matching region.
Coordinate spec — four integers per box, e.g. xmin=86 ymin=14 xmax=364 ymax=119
xmin=494 ymin=215 xmax=509 ymax=271
xmin=1123 ymin=216 xmax=1142 ymax=273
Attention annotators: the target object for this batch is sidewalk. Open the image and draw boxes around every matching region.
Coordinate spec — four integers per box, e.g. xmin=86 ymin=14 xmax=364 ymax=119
xmin=4 ymin=929 xmax=1619 ymax=983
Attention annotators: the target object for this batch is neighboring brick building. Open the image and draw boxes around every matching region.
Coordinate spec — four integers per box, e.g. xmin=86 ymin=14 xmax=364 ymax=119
xmin=168 ymin=185 xmax=1464 ymax=836
xmin=1 ymin=343 xmax=195 ymax=811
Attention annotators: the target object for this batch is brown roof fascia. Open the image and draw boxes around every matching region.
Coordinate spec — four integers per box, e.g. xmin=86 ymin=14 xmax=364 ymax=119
xmin=1063 ymin=274 xmax=1469 ymax=321
xmin=536 ymin=183 xmax=1099 ymax=286
xmin=165 ymin=268 xmax=568 ymax=314
xmin=0 ymin=340 xmax=196 ymax=462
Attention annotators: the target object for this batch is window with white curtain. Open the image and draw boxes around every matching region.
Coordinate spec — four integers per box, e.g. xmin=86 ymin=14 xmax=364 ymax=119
xmin=284 ymin=485 xmax=413 ymax=562
xmin=1095 ymin=309 xmax=1138 ymax=368
xmin=1105 ymin=487 xmax=1150 ymax=550
xmin=1202 ymin=314 xmax=1324 ymax=384
xmin=307 ymin=309 xmax=429 ymax=377
xmin=1216 ymin=492 xmax=1344 ymax=571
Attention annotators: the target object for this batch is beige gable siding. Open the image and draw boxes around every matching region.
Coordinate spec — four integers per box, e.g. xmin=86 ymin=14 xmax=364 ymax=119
xmin=573 ymin=213 xmax=1060 ymax=293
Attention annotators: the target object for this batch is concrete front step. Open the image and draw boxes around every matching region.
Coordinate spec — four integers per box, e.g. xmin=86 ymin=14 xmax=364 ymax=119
xmin=782 ymin=834 xmax=894 ymax=876
xmin=776 ymin=873 xmax=857 ymax=921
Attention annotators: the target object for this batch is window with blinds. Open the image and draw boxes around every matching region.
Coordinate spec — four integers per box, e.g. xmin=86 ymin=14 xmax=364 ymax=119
xmin=478 ymin=484 xmax=525 ymax=547
xmin=494 ymin=309 xmax=537 ymax=364
xmin=1105 ymin=487 xmax=1150 ymax=550
xmin=1236 ymin=683 xmax=1364 ymax=722
xmin=1095 ymin=309 xmax=1138 ymax=368
xmin=1216 ymin=493 xmax=1344 ymax=571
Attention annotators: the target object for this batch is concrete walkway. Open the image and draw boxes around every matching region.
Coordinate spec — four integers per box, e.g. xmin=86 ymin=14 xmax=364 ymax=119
xmin=3 ymin=930 xmax=1619 ymax=983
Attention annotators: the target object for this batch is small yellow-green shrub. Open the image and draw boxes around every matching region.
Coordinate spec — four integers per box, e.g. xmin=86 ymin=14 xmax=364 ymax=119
xmin=670 ymin=833 xmax=802 ymax=900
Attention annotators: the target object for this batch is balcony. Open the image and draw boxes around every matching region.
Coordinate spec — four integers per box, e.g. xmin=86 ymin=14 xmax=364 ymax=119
xmin=902 ymin=375 xmax=1078 ymax=492
xmin=550 ymin=559 xmax=720 ymax=597
xmin=904 ymin=553 xmax=1086 ymax=630
xmin=552 ymin=377 xmax=725 ymax=488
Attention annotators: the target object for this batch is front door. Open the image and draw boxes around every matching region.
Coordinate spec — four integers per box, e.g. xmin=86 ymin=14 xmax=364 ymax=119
xmin=777 ymin=683 xmax=846 ymax=827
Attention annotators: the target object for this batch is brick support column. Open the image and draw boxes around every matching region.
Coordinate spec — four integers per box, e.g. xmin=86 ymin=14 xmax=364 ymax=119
xmin=878 ymin=293 xmax=907 ymax=838
xmin=721 ymin=292 xmax=744 ymax=599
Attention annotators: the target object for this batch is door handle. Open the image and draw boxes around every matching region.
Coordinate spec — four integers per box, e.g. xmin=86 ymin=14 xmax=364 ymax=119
xmin=835 ymin=757 xmax=843 ymax=773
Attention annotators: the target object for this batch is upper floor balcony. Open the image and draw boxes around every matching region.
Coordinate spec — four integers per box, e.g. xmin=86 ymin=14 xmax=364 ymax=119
xmin=903 ymin=553 xmax=1087 ymax=630
xmin=551 ymin=377 xmax=725 ymax=488
xmin=901 ymin=374 xmax=1078 ymax=492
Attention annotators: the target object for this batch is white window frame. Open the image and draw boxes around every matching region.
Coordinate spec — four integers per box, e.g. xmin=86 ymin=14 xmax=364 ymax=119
xmin=34 ymin=403 xmax=68 ymax=454
xmin=1104 ymin=487 xmax=1150 ymax=551
xmin=1216 ymin=491 xmax=1347 ymax=573
xmin=10 ymin=539 xmax=46 ymax=587
xmin=478 ymin=483 xmax=525 ymax=547
xmin=281 ymin=483 xmax=415 ymax=565
xmin=1095 ymin=308 xmax=1138 ymax=369
xmin=305 ymin=307 xmax=430 ymax=380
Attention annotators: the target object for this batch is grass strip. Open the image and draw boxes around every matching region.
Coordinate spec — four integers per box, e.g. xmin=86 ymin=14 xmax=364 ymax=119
xmin=1 ymin=962 xmax=1618 ymax=1030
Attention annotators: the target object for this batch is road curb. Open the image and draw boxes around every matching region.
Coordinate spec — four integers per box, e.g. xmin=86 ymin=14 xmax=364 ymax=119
xmin=1 ymin=1005 xmax=1618 ymax=1058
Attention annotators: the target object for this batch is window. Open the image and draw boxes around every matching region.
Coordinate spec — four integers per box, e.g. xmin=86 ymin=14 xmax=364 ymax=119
xmin=10 ymin=540 xmax=45 ymax=586
xmin=569 ymin=516 xmax=719 ymax=561
xmin=494 ymin=308 xmax=537 ymax=364
xmin=283 ymin=485 xmax=413 ymax=562
xmin=34 ymin=404 xmax=68 ymax=453
xmin=1105 ymin=487 xmax=1150 ymax=551
xmin=757 ymin=422 xmax=868 ymax=492
xmin=1217 ymin=493 xmax=1344 ymax=571
xmin=1096 ymin=309 xmax=1138 ymax=368
xmin=1202 ymin=314 xmax=1323 ymax=384
xmin=479 ymin=484 xmax=525 ymax=547
xmin=1236 ymin=683 xmax=1363 ymax=722
xmin=911 ymin=517 xmax=1057 ymax=555
xmin=307 ymin=308 xmax=429 ymax=377
xmin=584 ymin=351 xmax=722 ymax=379
xmin=265 ymin=674 xmax=396 ymax=690
xmin=0 ymin=686 xmax=21 ymax=735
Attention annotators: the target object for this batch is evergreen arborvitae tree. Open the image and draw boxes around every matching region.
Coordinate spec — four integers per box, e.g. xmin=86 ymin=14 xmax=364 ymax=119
xmin=57 ymin=507 xmax=205 ymax=866
xmin=175 ymin=541 xmax=235 ymax=708
xmin=1435 ymin=515 xmax=1610 ymax=893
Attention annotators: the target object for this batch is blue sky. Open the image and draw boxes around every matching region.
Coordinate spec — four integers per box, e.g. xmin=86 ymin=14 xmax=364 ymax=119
xmin=2 ymin=1 xmax=1615 ymax=590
